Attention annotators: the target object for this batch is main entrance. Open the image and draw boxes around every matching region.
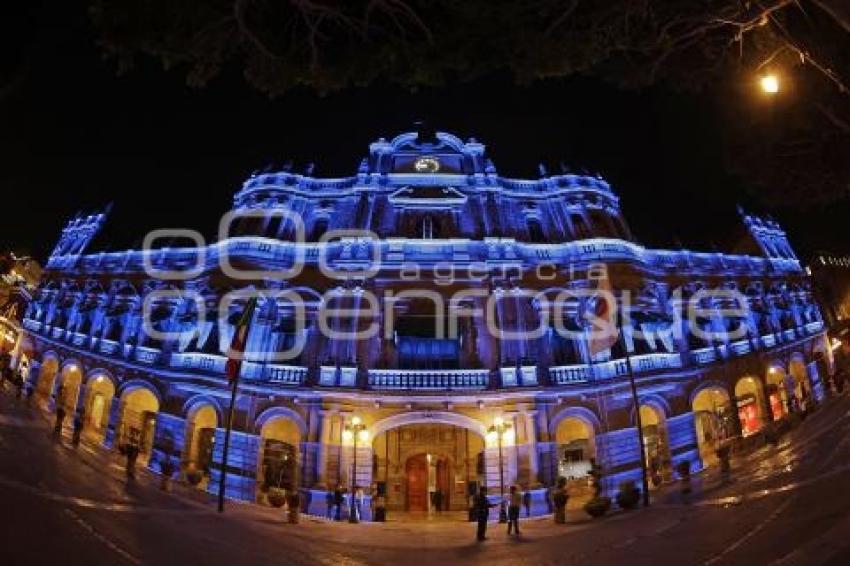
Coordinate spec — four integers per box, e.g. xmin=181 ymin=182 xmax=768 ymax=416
xmin=372 ymin=423 xmax=484 ymax=513
xmin=405 ymin=454 xmax=452 ymax=512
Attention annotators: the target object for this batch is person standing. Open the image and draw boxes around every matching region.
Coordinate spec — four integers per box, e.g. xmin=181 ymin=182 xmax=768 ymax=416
xmin=325 ymin=490 xmax=335 ymax=519
xmin=507 ymin=485 xmax=522 ymax=536
xmin=53 ymin=404 xmax=66 ymax=442
xmin=72 ymin=410 xmax=84 ymax=447
xmin=333 ymin=486 xmax=344 ymax=521
xmin=473 ymin=486 xmax=497 ymax=541
xmin=522 ymin=490 xmax=532 ymax=517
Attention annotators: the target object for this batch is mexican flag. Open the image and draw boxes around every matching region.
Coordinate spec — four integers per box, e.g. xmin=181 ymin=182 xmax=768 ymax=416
xmin=224 ymin=297 xmax=258 ymax=384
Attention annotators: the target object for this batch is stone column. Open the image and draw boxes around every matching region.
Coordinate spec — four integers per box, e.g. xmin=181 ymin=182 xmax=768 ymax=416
xmin=104 ymin=396 xmax=122 ymax=449
xmin=316 ymin=408 xmax=338 ymax=489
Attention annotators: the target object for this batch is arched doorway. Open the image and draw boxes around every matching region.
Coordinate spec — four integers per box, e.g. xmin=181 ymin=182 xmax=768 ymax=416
xmin=789 ymin=355 xmax=813 ymax=410
xmin=82 ymin=374 xmax=115 ymax=443
xmin=735 ymin=376 xmax=766 ymax=436
xmin=639 ymin=405 xmax=670 ymax=486
xmin=185 ymin=404 xmax=218 ymax=477
xmin=554 ymin=417 xmax=596 ymax=481
xmin=57 ymin=363 xmax=83 ymax=415
xmin=258 ymin=416 xmax=300 ymax=501
xmin=692 ymin=387 xmax=734 ymax=464
xmin=766 ymin=366 xmax=789 ymax=420
xmin=36 ymin=355 xmax=59 ymax=407
xmin=118 ymin=387 xmax=160 ymax=462
xmin=372 ymin=422 xmax=484 ymax=513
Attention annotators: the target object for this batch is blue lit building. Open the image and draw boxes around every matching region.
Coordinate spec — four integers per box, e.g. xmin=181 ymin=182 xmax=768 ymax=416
xmin=18 ymin=129 xmax=832 ymax=517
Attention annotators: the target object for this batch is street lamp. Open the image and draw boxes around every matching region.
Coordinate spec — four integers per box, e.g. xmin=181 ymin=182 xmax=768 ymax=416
xmin=760 ymin=74 xmax=779 ymax=94
xmin=487 ymin=416 xmax=512 ymax=523
xmin=344 ymin=416 xmax=368 ymax=523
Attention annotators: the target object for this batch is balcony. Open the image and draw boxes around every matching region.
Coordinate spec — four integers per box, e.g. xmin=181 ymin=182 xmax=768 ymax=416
xmin=319 ymin=366 xmax=358 ymax=387
xmin=630 ymin=352 xmax=682 ymax=373
xmin=70 ymin=332 xmax=88 ymax=347
xmin=549 ymin=364 xmax=590 ymax=384
xmin=728 ymin=340 xmax=751 ymax=356
xmin=170 ymin=352 xmax=227 ymax=373
xmin=22 ymin=319 xmax=41 ymax=332
xmin=134 ymin=346 xmax=161 ymax=365
xmin=263 ymin=364 xmax=307 ymax=385
xmin=805 ymin=321 xmax=824 ymax=334
xmin=98 ymin=339 xmax=120 ymax=356
xmin=368 ymin=368 xmax=489 ymax=391
xmin=50 ymin=326 xmax=65 ymax=340
xmin=761 ymin=334 xmax=777 ymax=349
xmin=782 ymin=329 xmax=797 ymax=342
xmin=691 ymin=347 xmax=716 ymax=365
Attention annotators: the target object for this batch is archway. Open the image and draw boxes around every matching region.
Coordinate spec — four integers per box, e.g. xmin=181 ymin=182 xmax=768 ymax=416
xmin=789 ymin=355 xmax=813 ymax=410
xmin=372 ymin=422 xmax=484 ymax=513
xmin=118 ymin=387 xmax=160 ymax=462
xmin=554 ymin=417 xmax=596 ymax=481
xmin=692 ymin=387 xmax=734 ymax=464
xmin=735 ymin=376 xmax=766 ymax=436
xmin=185 ymin=403 xmax=218 ymax=477
xmin=57 ymin=363 xmax=83 ymax=415
xmin=639 ymin=404 xmax=671 ymax=486
xmin=36 ymin=355 xmax=59 ymax=407
xmin=765 ymin=366 xmax=789 ymax=420
xmin=258 ymin=416 xmax=301 ymax=501
xmin=82 ymin=373 xmax=115 ymax=443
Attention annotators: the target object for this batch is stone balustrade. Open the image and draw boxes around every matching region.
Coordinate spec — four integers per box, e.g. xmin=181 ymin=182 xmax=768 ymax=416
xmin=368 ymin=368 xmax=489 ymax=390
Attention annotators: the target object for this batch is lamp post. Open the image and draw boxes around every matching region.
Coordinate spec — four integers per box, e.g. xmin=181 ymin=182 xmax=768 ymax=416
xmin=344 ymin=416 xmax=367 ymax=524
xmin=488 ymin=416 xmax=512 ymax=523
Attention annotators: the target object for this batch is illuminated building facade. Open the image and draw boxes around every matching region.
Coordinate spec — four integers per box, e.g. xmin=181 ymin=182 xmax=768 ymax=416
xmin=19 ymin=129 xmax=832 ymax=517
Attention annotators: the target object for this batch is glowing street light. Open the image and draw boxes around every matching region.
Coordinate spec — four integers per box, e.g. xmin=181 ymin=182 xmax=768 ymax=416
xmin=488 ymin=416 xmax=512 ymax=523
xmin=345 ymin=415 xmax=368 ymax=523
xmin=760 ymin=74 xmax=780 ymax=94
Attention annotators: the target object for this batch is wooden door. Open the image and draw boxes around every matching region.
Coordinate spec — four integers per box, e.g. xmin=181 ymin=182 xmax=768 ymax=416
xmin=406 ymin=455 xmax=428 ymax=511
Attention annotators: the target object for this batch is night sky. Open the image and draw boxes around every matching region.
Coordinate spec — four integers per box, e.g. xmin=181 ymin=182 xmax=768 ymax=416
xmin=1 ymin=2 xmax=845 ymax=264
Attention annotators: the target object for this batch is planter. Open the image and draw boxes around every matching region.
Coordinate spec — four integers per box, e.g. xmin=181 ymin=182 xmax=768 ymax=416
xmin=268 ymin=490 xmax=287 ymax=508
xmin=186 ymin=470 xmax=204 ymax=487
xmin=615 ymin=481 xmax=641 ymax=510
xmin=584 ymin=496 xmax=611 ymax=518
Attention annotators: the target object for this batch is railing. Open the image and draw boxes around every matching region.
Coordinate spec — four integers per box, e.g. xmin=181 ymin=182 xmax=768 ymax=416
xmin=761 ymin=334 xmax=777 ymax=349
xmin=263 ymin=364 xmax=307 ymax=385
xmin=593 ymin=359 xmax=629 ymax=379
xmin=500 ymin=366 xmax=538 ymax=387
xmin=23 ymin=319 xmax=41 ymax=332
xmin=782 ymin=329 xmax=797 ymax=342
xmin=98 ymin=339 xmax=120 ymax=356
xmin=805 ymin=321 xmax=824 ymax=334
xmin=134 ymin=346 xmax=161 ymax=365
xmin=549 ymin=364 xmax=590 ymax=384
xmin=319 ymin=366 xmax=358 ymax=387
xmin=691 ymin=347 xmax=716 ymax=365
xmin=71 ymin=332 xmax=88 ymax=347
xmin=728 ymin=340 xmax=751 ymax=356
xmin=50 ymin=326 xmax=65 ymax=340
xmin=170 ymin=352 xmax=227 ymax=373
xmin=368 ymin=368 xmax=489 ymax=391
xmin=630 ymin=352 xmax=682 ymax=373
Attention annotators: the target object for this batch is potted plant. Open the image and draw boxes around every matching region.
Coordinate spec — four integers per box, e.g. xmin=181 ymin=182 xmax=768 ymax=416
xmin=552 ymin=477 xmax=569 ymax=524
xmin=615 ymin=480 xmax=640 ymax=510
xmin=267 ymin=487 xmax=287 ymax=508
xmin=584 ymin=495 xmax=612 ymax=518
xmin=186 ymin=468 xmax=204 ymax=487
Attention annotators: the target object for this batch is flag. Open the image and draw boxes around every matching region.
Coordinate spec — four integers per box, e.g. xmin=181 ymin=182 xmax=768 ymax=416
xmin=586 ymin=276 xmax=620 ymax=358
xmin=225 ymin=297 xmax=258 ymax=384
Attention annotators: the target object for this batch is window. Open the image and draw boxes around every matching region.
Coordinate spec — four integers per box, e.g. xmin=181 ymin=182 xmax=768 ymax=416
xmin=420 ymin=215 xmax=438 ymax=239
xmin=309 ymin=218 xmax=329 ymax=242
xmin=527 ymin=218 xmax=546 ymax=243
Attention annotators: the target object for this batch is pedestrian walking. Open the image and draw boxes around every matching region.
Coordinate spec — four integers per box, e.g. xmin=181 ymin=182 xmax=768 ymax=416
xmin=125 ymin=441 xmax=140 ymax=480
xmin=53 ymin=404 xmax=66 ymax=442
xmin=522 ymin=490 xmax=532 ymax=517
xmin=473 ymin=486 xmax=497 ymax=541
xmin=333 ymin=486 xmax=344 ymax=521
xmin=72 ymin=410 xmax=84 ymax=447
xmin=507 ymin=485 xmax=522 ymax=536
xmin=13 ymin=371 xmax=24 ymax=400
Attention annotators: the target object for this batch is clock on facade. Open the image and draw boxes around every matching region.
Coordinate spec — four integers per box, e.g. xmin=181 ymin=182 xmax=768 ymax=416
xmin=413 ymin=156 xmax=441 ymax=173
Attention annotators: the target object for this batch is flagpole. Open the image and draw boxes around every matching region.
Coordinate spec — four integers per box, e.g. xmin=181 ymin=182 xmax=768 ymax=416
xmin=217 ymin=376 xmax=239 ymax=513
xmin=624 ymin=350 xmax=651 ymax=507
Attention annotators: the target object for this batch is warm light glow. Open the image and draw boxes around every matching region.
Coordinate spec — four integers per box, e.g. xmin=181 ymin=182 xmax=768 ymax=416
xmin=494 ymin=416 xmax=504 ymax=428
xmin=342 ymin=429 xmax=354 ymax=442
xmin=357 ymin=429 xmax=369 ymax=443
xmin=503 ymin=428 xmax=516 ymax=445
xmin=351 ymin=416 xmax=361 ymax=426
xmin=486 ymin=430 xmax=498 ymax=445
xmin=760 ymin=74 xmax=779 ymax=94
